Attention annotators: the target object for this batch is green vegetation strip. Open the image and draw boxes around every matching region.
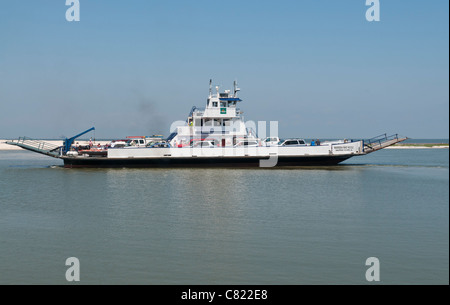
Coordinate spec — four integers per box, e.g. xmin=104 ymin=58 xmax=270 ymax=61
xmin=394 ymin=143 xmax=449 ymax=147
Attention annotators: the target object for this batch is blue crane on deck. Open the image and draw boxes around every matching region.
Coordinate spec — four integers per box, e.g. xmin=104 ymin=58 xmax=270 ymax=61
xmin=63 ymin=127 xmax=96 ymax=154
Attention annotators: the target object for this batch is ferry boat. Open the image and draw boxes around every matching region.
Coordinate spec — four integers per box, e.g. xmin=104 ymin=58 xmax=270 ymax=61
xmin=6 ymin=81 xmax=407 ymax=168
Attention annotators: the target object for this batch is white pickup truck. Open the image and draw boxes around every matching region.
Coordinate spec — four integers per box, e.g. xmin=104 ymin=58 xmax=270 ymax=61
xmin=123 ymin=136 xmax=166 ymax=148
xmin=262 ymin=137 xmax=280 ymax=147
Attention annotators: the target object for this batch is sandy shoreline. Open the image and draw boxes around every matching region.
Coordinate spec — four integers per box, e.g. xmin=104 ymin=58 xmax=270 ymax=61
xmin=385 ymin=145 xmax=449 ymax=149
xmin=0 ymin=139 xmax=448 ymax=151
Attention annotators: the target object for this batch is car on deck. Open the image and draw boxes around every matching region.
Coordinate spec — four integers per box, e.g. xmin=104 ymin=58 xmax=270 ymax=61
xmin=279 ymin=139 xmax=307 ymax=147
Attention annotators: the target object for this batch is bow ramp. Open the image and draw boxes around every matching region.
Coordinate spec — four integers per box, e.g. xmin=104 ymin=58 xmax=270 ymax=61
xmin=6 ymin=137 xmax=61 ymax=158
xmin=364 ymin=134 xmax=408 ymax=153
xmin=6 ymin=127 xmax=95 ymax=158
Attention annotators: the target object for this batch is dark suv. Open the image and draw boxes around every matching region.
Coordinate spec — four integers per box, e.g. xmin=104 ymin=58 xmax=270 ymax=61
xmin=279 ymin=139 xmax=307 ymax=147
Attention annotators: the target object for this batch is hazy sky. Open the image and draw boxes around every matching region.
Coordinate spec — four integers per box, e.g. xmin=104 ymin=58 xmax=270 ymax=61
xmin=0 ymin=1 xmax=448 ymax=139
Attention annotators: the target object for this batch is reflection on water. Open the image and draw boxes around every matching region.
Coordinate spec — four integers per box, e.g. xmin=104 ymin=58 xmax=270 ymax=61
xmin=0 ymin=149 xmax=448 ymax=284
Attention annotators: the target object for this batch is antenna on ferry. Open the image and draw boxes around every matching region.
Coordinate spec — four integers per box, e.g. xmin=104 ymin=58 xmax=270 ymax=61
xmin=233 ymin=80 xmax=240 ymax=97
xmin=209 ymin=79 xmax=212 ymax=98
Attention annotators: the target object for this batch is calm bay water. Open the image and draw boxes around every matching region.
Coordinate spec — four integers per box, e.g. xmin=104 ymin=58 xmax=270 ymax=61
xmin=0 ymin=148 xmax=448 ymax=284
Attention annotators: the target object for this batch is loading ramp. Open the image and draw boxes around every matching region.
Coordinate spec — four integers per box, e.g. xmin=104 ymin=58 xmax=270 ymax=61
xmin=363 ymin=134 xmax=408 ymax=153
xmin=6 ymin=137 xmax=61 ymax=158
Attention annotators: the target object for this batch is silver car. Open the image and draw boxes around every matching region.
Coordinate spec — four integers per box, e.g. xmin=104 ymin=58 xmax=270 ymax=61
xmin=192 ymin=141 xmax=217 ymax=148
xmin=234 ymin=140 xmax=260 ymax=148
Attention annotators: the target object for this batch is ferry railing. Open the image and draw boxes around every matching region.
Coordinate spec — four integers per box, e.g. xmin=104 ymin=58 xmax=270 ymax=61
xmin=166 ymin=132 xmax=178 ymax=143
xmin=363 ymin=134 xmax=400 ymax=149
xmin=16 ymin=137 xmax=61 ymax=152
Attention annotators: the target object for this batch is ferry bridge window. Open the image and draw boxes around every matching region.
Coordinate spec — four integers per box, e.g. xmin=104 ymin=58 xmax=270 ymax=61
xmin=220 ymin=101 xmax=227 ymax=107
xmin=212 ymin=102 xmax=218 ymax=107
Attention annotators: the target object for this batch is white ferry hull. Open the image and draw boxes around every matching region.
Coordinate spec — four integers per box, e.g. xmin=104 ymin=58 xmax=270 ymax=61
xmin=62 ymin=154 xmax=354 ymax=168
xmin=62 ymin=142 xmax=364 ymax=168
